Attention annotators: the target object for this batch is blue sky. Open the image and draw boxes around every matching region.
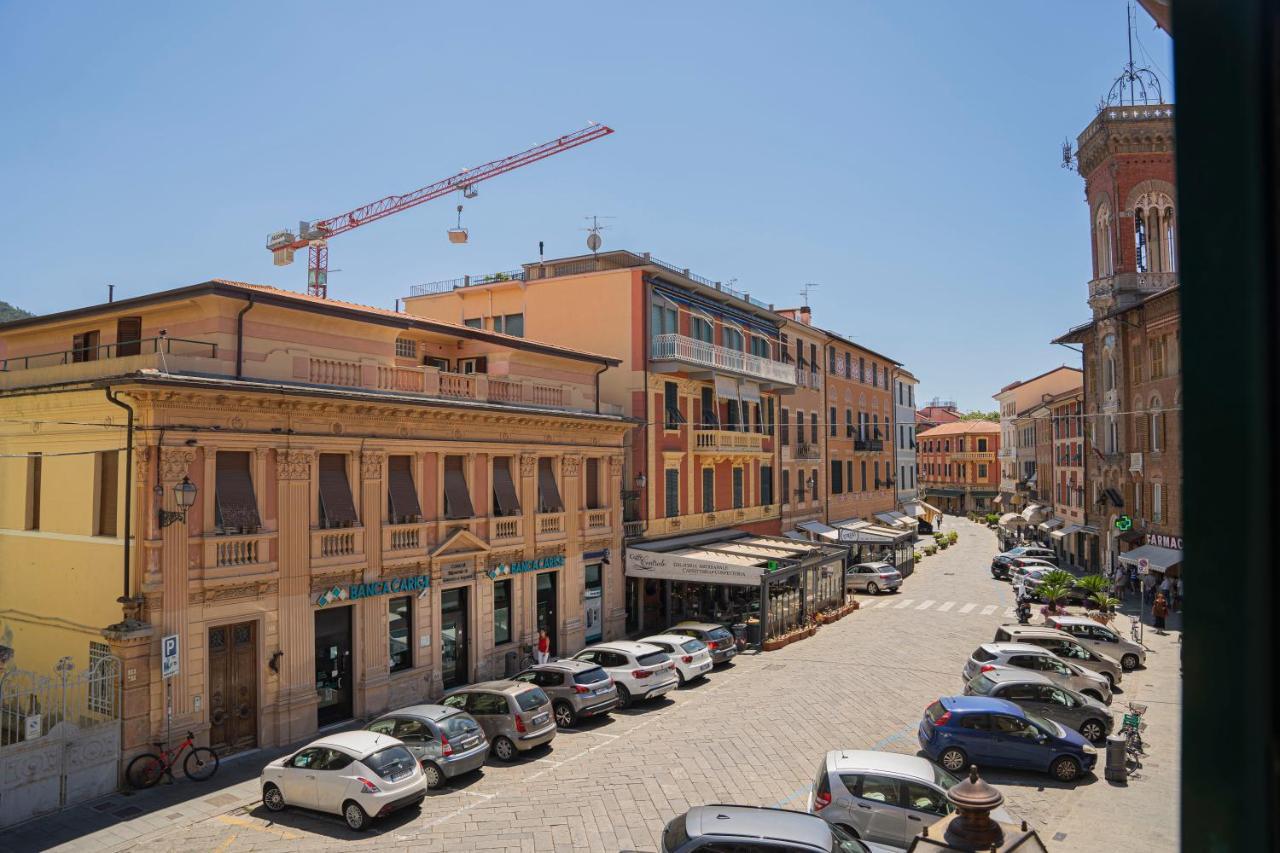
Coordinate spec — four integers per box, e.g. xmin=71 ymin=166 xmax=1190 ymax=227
xmin=0 ymin=2 xmax=1171 ymax=410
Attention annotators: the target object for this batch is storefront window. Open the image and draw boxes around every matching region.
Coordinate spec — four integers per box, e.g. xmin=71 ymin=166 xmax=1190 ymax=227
xmin=493 ymin=580 xmax=512 ymax=646
xmin=388 ymin=596 xmax=412 ymax=673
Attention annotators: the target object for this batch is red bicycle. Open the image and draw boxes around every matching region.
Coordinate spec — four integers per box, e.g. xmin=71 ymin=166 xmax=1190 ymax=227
xmin=126 ymin=730 xmax=219 ymax=788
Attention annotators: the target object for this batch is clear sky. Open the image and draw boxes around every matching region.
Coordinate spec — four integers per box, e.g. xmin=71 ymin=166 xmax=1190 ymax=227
xmin=0 ymin=2 xmax=1171 ymax=410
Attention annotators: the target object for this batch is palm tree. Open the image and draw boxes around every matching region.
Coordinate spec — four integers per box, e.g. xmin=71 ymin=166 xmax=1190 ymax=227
xmin=1036 ymin=579 xmax=1074 ymax=614
xmin=1074 ymin=574 xmax=1114 ymax=613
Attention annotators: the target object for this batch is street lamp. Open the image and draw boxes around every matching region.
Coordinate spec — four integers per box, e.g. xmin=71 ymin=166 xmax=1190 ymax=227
xmin=634 ymin=472 xmax=647 ymax=490
xmin=157 ymin=476 xmax=198 ymax=528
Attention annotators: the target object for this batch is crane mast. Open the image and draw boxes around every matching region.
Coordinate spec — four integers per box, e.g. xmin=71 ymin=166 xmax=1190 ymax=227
xmin=266 ymin=123 xmax=614 ymax=297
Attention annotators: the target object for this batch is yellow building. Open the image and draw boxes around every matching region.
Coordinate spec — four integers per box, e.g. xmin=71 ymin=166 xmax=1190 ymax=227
xmin=0 ymin=279 xmax=631 ymax=759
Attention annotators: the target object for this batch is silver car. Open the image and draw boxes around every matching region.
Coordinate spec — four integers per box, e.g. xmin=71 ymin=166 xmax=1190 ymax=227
xmin=993 ymin=625 xmax=1124 ymax=690
xmin=1044 ymin=614 xmax=1147 ymax=671
xmin=808 ymin=749 xmax=1011 ymax=848
xmin=963 ymin=642 xmax=1113 ymax=703
xmin=511 ymin=659 xmax=619 ymax=728
xmin=845 ymin=562 xmax=903 ymax=595
xmin=964 ymin=668 xmax=1114 ymax=743
xmin=441 ymin=680 xmax=556 ymax=761
xmin=366 ymin=704 xmax=488 ymax=789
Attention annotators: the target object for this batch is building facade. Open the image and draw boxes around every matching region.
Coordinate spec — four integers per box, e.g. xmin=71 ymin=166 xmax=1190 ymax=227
xmin=916 ymin=400 xmax=961 ymax=435
xmin=776 ymin=308 xmax=826 ymax=531
xmin=917 ymin=421 xmax=1001 ymax=514
xmin=1046 ymin=389 xmax=1095 ymax=569
xmin=821 ymin=332 xmax=899 ymax=525
xmin=893 ymin=369 xmax=919 ymax=507
xmin=993 ymin=367 xmax=1083 ymax=515
xmin=0 ymin=280 xmax=631 ymax=761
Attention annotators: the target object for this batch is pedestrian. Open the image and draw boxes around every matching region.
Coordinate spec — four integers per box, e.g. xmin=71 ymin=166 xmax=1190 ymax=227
xmin=1152 ymin=592 xmax=1169 ymax=634
xmin=535 ymin=629 xmax=551 ymax=665
xmin=1173 ymin=577 xmax=1183 ymax=611
xmin=1128 ymin=566 xmax=1139 ymax=595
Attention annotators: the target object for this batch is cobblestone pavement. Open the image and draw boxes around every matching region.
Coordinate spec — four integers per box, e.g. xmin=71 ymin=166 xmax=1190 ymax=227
xmin=11 ymin=518 xmax=1180 ymax=853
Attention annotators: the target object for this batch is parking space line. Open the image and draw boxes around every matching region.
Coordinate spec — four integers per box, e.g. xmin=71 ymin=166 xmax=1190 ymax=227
xmin=213 ymin=814 xmax=305 ymax=841
xmin=980 ymin=605 xmax=998 ymax=615
xmin=915 ymin=600 xmax=936 ymax=610
xmin=959 ymin=603 xmax=977 ymax=614
xmin=936 ymin=601 xmax=955 ymax=612
xmin=893 ymin=598 xmax=915 ymax=609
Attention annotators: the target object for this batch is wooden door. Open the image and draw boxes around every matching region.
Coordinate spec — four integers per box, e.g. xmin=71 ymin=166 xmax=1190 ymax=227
xmin=208 ymin=621 xmax=258 ymax=754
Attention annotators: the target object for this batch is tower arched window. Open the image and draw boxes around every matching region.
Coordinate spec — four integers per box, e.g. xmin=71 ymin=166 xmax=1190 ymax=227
xmin=1133 ymin=192 xmax=1177 ymax=274
xmin=1095 ymin=201 xmax=1114 ymax=277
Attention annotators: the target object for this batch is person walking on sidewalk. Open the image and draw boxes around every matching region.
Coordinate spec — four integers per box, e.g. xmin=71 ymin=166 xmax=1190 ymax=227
xmin=535 ymin=629 xmax=551 ymax=664
xmin=1152 ymin=592 xmax=1170 ymax=634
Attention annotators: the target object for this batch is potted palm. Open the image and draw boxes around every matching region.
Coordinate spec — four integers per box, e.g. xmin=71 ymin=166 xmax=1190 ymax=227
xmin=1035 ymin=569 xmax=1079 ymax=616
xmin=1072 ymin=574 xmax=1120 ymax=622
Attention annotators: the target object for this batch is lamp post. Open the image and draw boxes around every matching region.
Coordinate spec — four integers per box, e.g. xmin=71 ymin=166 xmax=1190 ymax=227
xmin=157 ymin=476 xmax=198 ymax=528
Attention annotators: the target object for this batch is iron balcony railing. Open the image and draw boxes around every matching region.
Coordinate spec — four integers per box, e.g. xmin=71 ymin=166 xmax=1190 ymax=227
xmin=854 ymin=439 xmax=884 ymax=451
xmin=650 ymin=333 xmax=796 ymax=385
xmin=410 ymin=269 xmax=527 ymax=297
xmin=1 ymin=337 xmax=218 ymax=372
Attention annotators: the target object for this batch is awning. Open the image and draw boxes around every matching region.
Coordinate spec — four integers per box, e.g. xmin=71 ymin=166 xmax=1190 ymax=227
xmin=1117 ymin=529 xmax=1144 ymax=545
xmin=1080 ymin=525 xmax=1100 ymax=536
xmin=797 ymin=520 xmax=839 ymax=540
xmin=1038 ymin=518 xmax=1064 ymax=532
xmin=831 ymin=519 xmax=911 ymax=544
xmin=904 ymin=500 xmax=943 ymax=524
xmin=1051 ymin=523 xmax=1084 ymax=540
xmin=714 ymin=374 xmax=740 ymax=399
xmin=993 ymin=495 xmax=1004 ymax=508
xmin=927 ymin=487 xmax=964 ymax=497
xmin=737 ymin=381 xmax=761 ymax=405
xmin=1022 ymin=504 xmax=1047 ymax=523
xmin=875 ymin=511 xmax=916 ymax=529
xmin=998 ymin=512 xmax=1025 ymax=528
xmin=1117 ymin=543 xmax=1183 ymax=575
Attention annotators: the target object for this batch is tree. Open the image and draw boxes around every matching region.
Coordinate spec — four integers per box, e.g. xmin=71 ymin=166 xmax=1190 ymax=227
xmin=960 ymin=410 xmax=999 ymax=422
xmin=0 ymin=300 xmax=32 ymax=323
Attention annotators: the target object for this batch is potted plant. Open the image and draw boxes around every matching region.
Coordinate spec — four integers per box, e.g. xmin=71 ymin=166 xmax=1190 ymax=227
xmin=1035 ymin=569 xmax=1078 ymax=616
xmin=947 ymin=531 xmax=958 ymax=545
xmin=1072 ymin=574 xmax=1111 ymax=610
xmin=913 ymin=550 xmax=923 ymax=562
xmin=924 ymin=544 xmax=937 ymax=556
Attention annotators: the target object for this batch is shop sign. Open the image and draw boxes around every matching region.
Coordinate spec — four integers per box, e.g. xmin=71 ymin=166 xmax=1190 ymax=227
xmin=1113 ymin=515 xmax=1133 ymax=531
xmin=316 ymin=574 xmax=430 ymax=607
xmin=1146 ymin=533 xmax=1183 ymax=550
xmin=487 ymin=554 xmax=565 ymax=580
xmin=624 ymin=549 xmax=761 ymax=587
xmin=440 ymin=561 xmax=475 ymax=583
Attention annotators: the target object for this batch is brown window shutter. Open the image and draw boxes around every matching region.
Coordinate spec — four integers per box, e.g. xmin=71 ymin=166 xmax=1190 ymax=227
xmin=443 ymin=456 xmax=475 ymax=520
xmin=585 ymin=458 xmax=600 ymax=510
xmin=537 ymin=457 xmax=564 ymax=512
xmin=216 ymin=451 xmax=262 ymax=530
xmin=317 ymin=453 xmax=358 ymax=528
xmin=491 ymin=457 xmax=521 ymax=516
xmin=473 ymin=356 xmax=487 ymax=374
xmin=72 ymin=333 xmax=87 ymax=363
xmin=98 ymin=451 xmax=119 ymax=536
xmin=387 ymin=455 xmax=421 ymax=522
xmin=116 ymin=317 xmax=142 ymax=357
xmin=29 ymin=453 xmax=42 ymax=530
xmin=1135 ymin=413 xmax=1149 ymax=451
xmin=1158 ymin=412 xmax=1167 ymax=450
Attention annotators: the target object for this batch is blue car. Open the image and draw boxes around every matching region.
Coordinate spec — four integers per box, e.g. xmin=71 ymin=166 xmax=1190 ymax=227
xmin=917 ymin=696 xmax=1097 ymax=782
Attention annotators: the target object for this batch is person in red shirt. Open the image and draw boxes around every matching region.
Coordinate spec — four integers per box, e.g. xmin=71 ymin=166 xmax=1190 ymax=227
xmin=535 ymin=629 xmax=551 ymax=664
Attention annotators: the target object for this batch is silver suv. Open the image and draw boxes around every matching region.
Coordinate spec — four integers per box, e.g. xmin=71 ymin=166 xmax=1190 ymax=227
xmin=964 ymin=668 xmax=1114 ymax=743
xmin=441 ymin=680 xmax=556 ymax=761
xmin=661 ymin=805 xmax=882 ymax=852
xmin=365 ymin=704 xmax=488 ymax=789
xmin=993 ymin=625 xmax=1124 ymax=689
xmin=963 ymin=642 xmax=1113 ymax=703
xmin=1044 ymin=614 xmax=1146 ymax=671
xmin=512 ymin=659 xmax=619 ymax=728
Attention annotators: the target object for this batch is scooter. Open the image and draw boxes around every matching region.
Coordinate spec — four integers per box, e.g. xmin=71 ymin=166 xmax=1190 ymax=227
xmin=1016 ymin=597 xmax=1033 ymax=625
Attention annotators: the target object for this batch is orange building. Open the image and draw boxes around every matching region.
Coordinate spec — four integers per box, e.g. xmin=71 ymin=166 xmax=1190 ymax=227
xmin=917 ymin=421 xmax=1001 ymax=514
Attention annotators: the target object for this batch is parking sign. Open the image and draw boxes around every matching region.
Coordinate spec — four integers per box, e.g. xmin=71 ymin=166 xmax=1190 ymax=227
xmin=161 ymin=633 xmax=180 ymax=678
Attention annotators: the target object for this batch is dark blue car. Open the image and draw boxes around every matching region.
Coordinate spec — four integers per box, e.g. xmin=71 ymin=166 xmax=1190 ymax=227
xmin=917 ymin=696 xmax=1096 ymax=782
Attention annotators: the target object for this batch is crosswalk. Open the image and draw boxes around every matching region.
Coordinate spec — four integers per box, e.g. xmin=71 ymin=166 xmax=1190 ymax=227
xmin=865 ymin=597 xmax=1016 ymax=619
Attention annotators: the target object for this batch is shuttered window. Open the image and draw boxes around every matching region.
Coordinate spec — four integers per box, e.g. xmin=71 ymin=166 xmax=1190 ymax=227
xmin=781 ymin=469 xmax=790 ymax=506
xmin=27 ymin=452 xmax=41 ymax=530
xmin=664 ymin=468 xmax=680 ymax=518
xmin=387 ymin=456 xmax=422 ymax=523
xmin=97 ymin=451 xmax=119 ymax=536
xmin=216 ymin=451 xmax=261 ymax=531
xmin=702 ymin=467 xmax=714 ymax=513
xmin=780 ymin=408 xmax=790 ymax=445
xmin=1135 ymin=412 xmax=1150 ymax=451
xmin=116 ymin=317 xmax=142 ymax=357
xmin=537 ymin=457 xmax=564 ymax=512
xmin=318 ymin=453 xmax=358 ymax=528
xmin=492 ymin=457 xmax=521 ymax=516
xmin=831 ymin=459 xmax=843 ymax=495
xmin=72 ymin=330 xmax=100 ymax=362
xmin=443 ymin=456 xmax=475 ymax=520
xmin=585 ymin=458 xmax=601 ymax=510
xmin=810 ymin=413 xmax=818 ymax=444
xmin=732 ymin=468 xmax=744 ymax=508
xmin=760 ymin=465 xmax=773 ymax=505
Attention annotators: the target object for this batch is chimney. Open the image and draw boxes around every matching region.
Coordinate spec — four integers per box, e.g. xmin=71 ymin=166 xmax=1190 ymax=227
xmin=799 ymin=306 xmax=812 ymax=326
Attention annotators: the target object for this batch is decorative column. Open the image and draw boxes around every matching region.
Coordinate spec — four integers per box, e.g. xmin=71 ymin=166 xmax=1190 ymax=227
xmin=158 ymin=447 xmax=195 ymax=724
xmin=103 ymin=620 xmax=155 ymax=765
xmin=275 ymin=449 xmax=316 ymax=744
xmin=606 ymin=455 xmax=627 ymax=641
xmin=358 ymin=451 xmax=389 ymax=716
xmin=561 ymin=454 xmax=584 ymax=653
xmin=518 ymin=453 xmax=538 ymax=645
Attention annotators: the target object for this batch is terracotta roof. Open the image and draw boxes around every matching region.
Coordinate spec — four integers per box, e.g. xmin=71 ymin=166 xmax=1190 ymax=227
xmin=995 ymin=365 xmax=1082 ymax=395
xmin=916 ymin=420 xmax=1000 ymax=437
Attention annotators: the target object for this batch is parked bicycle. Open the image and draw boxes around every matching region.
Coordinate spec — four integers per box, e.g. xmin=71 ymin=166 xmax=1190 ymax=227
xmin=1119 ymin=701 xmax=1148 ymax=770
xmin=126 ymin=730 xmax=219 ymax=788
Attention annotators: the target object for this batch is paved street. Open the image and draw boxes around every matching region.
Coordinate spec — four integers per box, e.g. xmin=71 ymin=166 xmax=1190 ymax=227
xmin=9 ymin=518 xmax=1181 ymax=853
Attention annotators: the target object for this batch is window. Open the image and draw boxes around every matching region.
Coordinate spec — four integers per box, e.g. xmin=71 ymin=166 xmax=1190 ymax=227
xmin=495 ymin=313 xmax=524 ymax=337
xmin=650 ymin=302 xmax=678 ymax=337
xmin=871 ymin=363 xmax=878 ymax=386
xmin=846 ymin=460 xmax=853 ymax=488
xmin=215 ymin=450 xmax=261 ymax=531
xmin=700 ymin=387 xmax=719 ymax=429
xmin=381 ymin=455 xmax=421 ymax=524
xmin=795 ymin=410 xmax=804 ymax=446
xmin=978 ymin=464 xmax=987 ymax=479
xmin=493 ymin=580 xmax=512 ymax=645
xmin=859 ymin=356 xmax=866 ymax=382
xmin=691 ymin=317 xmax=713 ymax=343
xmin=395 ymin=337 xmax=417 ymax=358
xmin=810 ymin=413 xmax=818 ymax=444
xmin=780 ymin=407 xmax=790 ymax=445
xmin=663 ymin=381 xmax=684 ymax=430
xmin=904 ymin=781 xmax=949 ymax=816
xmin=537 ymin=458 xmax=564 ymax=512
xmin=858 ymin=774 xmax=903 ymax=806
xmin=750 ymin=336 xmax=771 ymax=358
xmin=88 ymin=640 xmax=113 ymax=714
xmin=26 ymin=453 xmax=41 ymax=530
xmin=71 ymin=330 xmax=100 ymax=362
xmin=116 ymin=317 xmax=142 ymax=357
xmin=874 ymin=461 xmax=880 ymax=488
xmin=318 ymin=453 xmax=358 ymax=528
xmin=977 ymin=437 xmax=987 ymax=451
xmin=585 ymin=458 xmax=601 ymax=509
xmin=97 ymin=450 xmax=119 ymax=537
xmin=702 ymin=467 xmax=715 ymax=513
xmin=809 ymin=343 xmax=817 ymax=370
xmin=458 ymin=356 xmax=487 ymax=374
xmin=765 ymin=397 xmax=774 ymax=436
xmin=723 ymin=327 xmax=744 ymax=351
xmin=828 ymin=347 xmax=837 ymax=373
xmin=829 ymin=406 xmax=837 ymax=437
xmin=831 ymin=460 xmax=843 ymax=494
xmin=492 ymin=457 xmax=521 ymax=516
xmin=463 ymin=317 xmax=483 ymax=329
xmin=796 ymin=468 xmax=806 ymax=502
xmin=845 ymin=409 xmax=853 ymax=438
xmin=664 ymin=469 xmax=680 ymax=518
xmin=760 ymin=465 xmax=773 ymax=505
xmin=732 ymin=468 xmax=744 ymax=509
xmin=1152 ymin=482 xmax=1163 ymax=523
xmin=388 ymin=596 xmax=412 ymax=673
xmin=860 ymin=461 xmax=867 ymax=491
xmin=726 ymin=399 xmax=740 ymax=431
xmin=443 ymin=455 xmax=475 ymax=519
xmin=781 ymin=469 xmax=790 ymax=506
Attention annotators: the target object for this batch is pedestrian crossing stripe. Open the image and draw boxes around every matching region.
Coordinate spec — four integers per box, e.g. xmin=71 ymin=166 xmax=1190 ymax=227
xmin=893 ymin=598 xmax=916 ymax=609
xmin=959 ymin=603 xmax=976 ymax=614
xmin=859 ymin=598 xmax=1016 ymax=616
xmin=916 ymin=600 xmax=936 ymax=610
xmin=936 ymin=601 xmax=955 ymax=612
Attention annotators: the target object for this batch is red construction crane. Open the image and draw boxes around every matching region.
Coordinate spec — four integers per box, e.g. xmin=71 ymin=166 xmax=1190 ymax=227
xmin=266 ymin=123 xmax=614 ymax=297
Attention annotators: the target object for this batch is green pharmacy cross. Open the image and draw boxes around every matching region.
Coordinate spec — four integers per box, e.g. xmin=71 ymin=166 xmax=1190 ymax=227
xmin=1114 ymin=515 xmax=1133 ymax=531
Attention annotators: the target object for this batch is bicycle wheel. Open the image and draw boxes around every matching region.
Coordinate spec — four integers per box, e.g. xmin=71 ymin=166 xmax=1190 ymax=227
xmin=184 ymin=746 xmax=220 ymax=781
xmin=127 ymin=752 xmax=167 ymax=789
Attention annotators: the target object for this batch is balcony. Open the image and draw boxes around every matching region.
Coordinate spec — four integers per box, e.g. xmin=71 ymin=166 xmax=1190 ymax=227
xmin=951 ymin=451 xmax=995 ymax=462
xmin=0 ymin=337 xmax=220 ymax=390
xmin=381 ymin=521 xmax=431 ymax=567
xmin=203 ymin=531 xmax=274 ymax=574
xmin=536 ymin=512 xmax=566 ymax=543
xmin=794 ymin=368 xmax=822 ymax=389
xmin=1129 ymin=452 xmax=1144 ymax=474
xmin=1087 ymin=271 xmax=1178 ymax=301
xmin=793 ymin=441 xmax=822 ymax=460
xmin=311 ymin=526 xmax=365 ymax=569
xmin=854 ymin=439 xmax=884 ymax=452
xmin=490 ymin=515 xmax=523 ymax=547
xmin=582 ymin=508 xmax=611 ymax=533
xmin=695 ymin=429 xmax=767 ymax=454
xmin=650 ymin=333 xmax=796 ymax=387
xmin=997 ymin=448 xmax=1016 ymax=460
xmin=642 ymin=503 xmax=780 ymax=539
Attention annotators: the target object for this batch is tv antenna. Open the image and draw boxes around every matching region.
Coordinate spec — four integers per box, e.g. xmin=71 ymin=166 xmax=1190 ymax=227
xmin=583 ymin=215 xmax=614 ymax=254
xmin=799 ymin=282 xmax=820 ymax=307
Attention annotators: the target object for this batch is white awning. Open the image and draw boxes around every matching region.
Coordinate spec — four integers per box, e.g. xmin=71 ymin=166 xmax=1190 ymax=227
xmin=797 ymin=520 xmax=839 ymax=540
xmin=737 ymin=381 xmax=761 ymax=405
xmin=1022 ymin=504 xmax=1047 ymax=523
xmin=1051 ymin=523 xmax=1084 ymax=540
xmin=875 ymin=511 xmax=915 ymax=529
xmin=625 ymin=547 xmax=764 ymax=587
xmin=714 ymin=374 xmax=740 ymax=399
xmin=903 ymin=500 xmax=942 ymax=523
xmin=998 ymin=512 xmax=1025 ymax=528
xmin=1117 ymin=543 xmax=1183 ymax=574
xmin=1038 ymin=517 xmax=1064 ymax=532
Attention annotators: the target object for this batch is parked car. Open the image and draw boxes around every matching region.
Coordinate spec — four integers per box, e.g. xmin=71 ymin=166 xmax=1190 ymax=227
xmin=962 ymin=642 xmax=1113 ymax=703
xmin=845 ymin=562 xmax=903 ymax=595
xmin=993 ymin=625 xmax=1124 ymax=690
xmin=511 ymin=659 xmax=619 ymax=728
xmin=808 ymin=749 xmax=1012 ymax=848
xmin=991 ymin=548 xmax=1056 ymax=579
xmin=640 ymin=633 xmax=714 ymax=684
xmin=917 ymin=696 xmax=1097 ymax=782
xmin=1044 ymin=614 xmax=1146 ymax=671
xmin=963 ymin=669 xmax=1113 ymax=743
xmin=441 ymin=680 xmax=556 ymax=761
xmin=669 ymin=622 xmax=739 ymax=665
xmin=1003 ymin=545 xmax=1058 ymax=561
xmin=573 ymin=641 xmax=679 ymax=708
xmin=260 ymin=730 xmax=426 ymax=831
xmin=1007 ymin=558 xmax=1058 ymax=583
xmin=365 ymin=704 xmax=488 ymax=789
xmin=661 ymin=804 xmax=891 ymax=853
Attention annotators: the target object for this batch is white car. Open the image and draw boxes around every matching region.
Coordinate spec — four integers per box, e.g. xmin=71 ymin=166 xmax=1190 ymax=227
xmin=572 ymin=641 xmax=678 ymax=708
xmin=639 ymin=633 xmax=714 ymax=684
xmin=260 ymin=730 xmax=427 ymax=830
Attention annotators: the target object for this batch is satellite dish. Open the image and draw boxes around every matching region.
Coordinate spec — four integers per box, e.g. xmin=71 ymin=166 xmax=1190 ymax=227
xmin=586 ymin=232 xmax=602 ymax=252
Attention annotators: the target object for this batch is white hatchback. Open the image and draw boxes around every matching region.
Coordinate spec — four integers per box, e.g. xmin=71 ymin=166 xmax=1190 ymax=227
xmin=573 ymin=641 xmax=678 ymax=708
xmin=639 ymin=634 xmax=714 ymax=684
xmin=260 ymin=730 xmax=427 ymax=830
